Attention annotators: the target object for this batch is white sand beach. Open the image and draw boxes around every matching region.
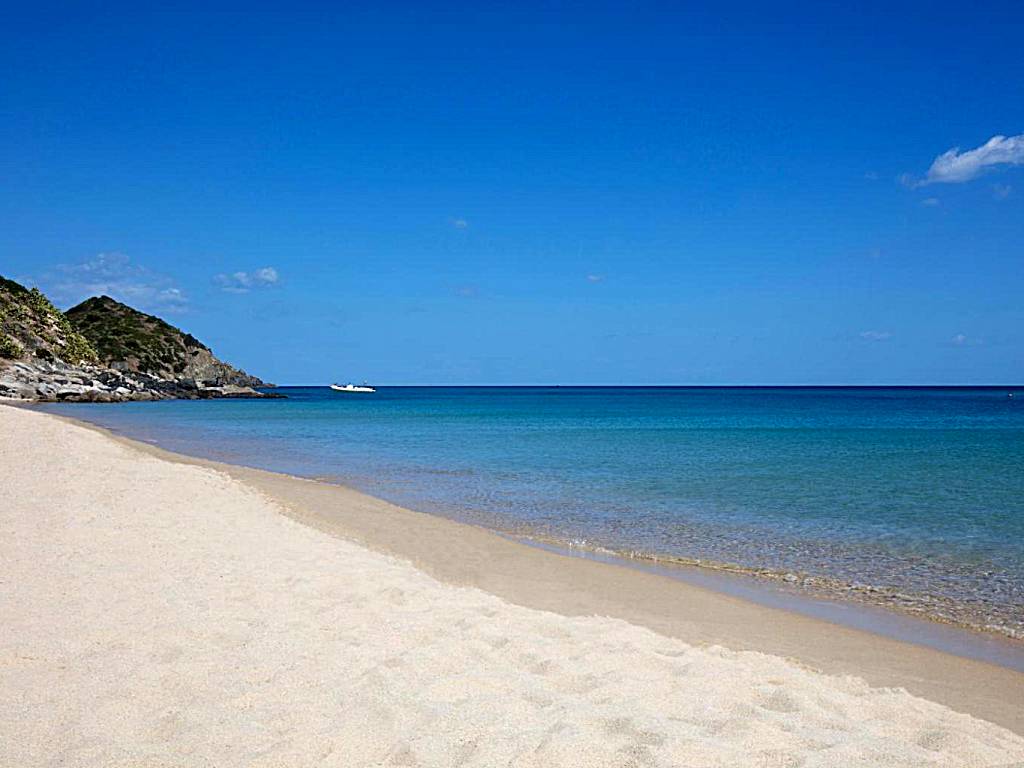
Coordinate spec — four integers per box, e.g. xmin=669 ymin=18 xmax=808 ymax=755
xmin=2 ymin=403 xmax=1023 ymax=767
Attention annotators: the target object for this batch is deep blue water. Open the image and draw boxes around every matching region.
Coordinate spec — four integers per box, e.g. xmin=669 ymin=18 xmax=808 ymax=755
xmin=42 ymin=387 xmax=1024 ymax=629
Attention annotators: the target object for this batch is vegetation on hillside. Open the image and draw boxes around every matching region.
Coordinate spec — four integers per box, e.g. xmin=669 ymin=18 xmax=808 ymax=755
xmin=66 ymin=296 xmax=206 ymax=377
xmin=0 ymin=276 xmax=98 ymax=364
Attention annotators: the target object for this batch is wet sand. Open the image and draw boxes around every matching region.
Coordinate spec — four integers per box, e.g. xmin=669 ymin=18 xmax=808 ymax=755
xmin=3 ymin=403 xmax=1023 ymax=766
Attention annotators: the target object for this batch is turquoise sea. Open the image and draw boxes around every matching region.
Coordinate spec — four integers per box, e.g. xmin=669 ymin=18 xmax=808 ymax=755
xmin=43 ymin=386 xmax=1024 ymax=637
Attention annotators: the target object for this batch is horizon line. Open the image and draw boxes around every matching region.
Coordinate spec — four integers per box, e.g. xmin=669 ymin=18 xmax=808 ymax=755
xmin=268 ymin=383 xmax=1024 ymax=389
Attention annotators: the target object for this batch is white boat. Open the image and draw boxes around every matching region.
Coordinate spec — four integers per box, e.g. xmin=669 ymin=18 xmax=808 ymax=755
xmin=330 ymin=383 xmax=376 ymax=393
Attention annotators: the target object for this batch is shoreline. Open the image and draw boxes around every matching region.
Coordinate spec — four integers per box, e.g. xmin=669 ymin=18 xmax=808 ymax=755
xmin=18 ymin=402 xmax=1024 ymax=737
xmin=506 ymin=530 xmax=1024 ymax=644
xmin=516 ymin=536 xmax=1024 ymax=674
xmin=35 ymin=398 xmax=1024 ymax=647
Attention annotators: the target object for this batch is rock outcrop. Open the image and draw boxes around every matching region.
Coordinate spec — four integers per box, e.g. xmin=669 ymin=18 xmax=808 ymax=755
xmin=66 ymin=295 xmax=268 ymax=388
xmin=0 ymin=359 xmax=276 ymax=402
xmin=1 ymin=276 xmax=279 ymax=402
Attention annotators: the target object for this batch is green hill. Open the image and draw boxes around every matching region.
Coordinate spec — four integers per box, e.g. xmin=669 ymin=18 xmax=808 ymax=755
xmin=66 ymin=295 xmax=265 ymax=387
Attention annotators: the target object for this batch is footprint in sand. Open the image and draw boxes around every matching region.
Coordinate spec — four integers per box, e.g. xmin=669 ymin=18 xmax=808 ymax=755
xmin=763 ymin=689 xmax=801 ymax=713
xmin=917 ymin=729 xmax=950 ymax=751
xmin=604 ymin=716 xmax=666 ymax=747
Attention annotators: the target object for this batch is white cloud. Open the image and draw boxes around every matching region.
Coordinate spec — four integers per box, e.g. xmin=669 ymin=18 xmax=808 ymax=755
xmin=45 ymin=252 xmax=188 ymax=312
xmin=993 ymin=183 xmax=1013 ymax=200
xmin=917 ymin=133 xmax=1024 ymax=186
xmin=897 ymin=172 xmax=918 ymax=189
xmin=949 ymin=333 xmax=983 ymax=347
xmin=859 ymin=330 xmax=892 ymax=342
xmin=214 ymin=266 xmax=279 ymax=293
xmin=921 ymin=197 xmax=941 ymax=207
xmin=586 ymin=274 xmax=605 ymax=283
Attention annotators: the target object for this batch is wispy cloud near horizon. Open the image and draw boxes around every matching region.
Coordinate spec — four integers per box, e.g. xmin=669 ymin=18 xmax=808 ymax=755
xmin=950 ymin=332 xmax=983 ymax=347
xmin=40 ymin=252 xmax=188 ymax=313
xmin=859 ymin=330 xmax=893 ymax=342
xmin=214 ymin=267 xmax=279 ymax=293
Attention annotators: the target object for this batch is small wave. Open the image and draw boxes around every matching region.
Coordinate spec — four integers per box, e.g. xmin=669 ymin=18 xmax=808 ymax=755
xmin=507 ymin=529 xmax=1024 ymax=642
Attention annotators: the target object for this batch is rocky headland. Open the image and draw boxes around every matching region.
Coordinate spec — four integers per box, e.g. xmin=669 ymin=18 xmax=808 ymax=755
xmin=0 ymin=275 xmax=279 ymax=402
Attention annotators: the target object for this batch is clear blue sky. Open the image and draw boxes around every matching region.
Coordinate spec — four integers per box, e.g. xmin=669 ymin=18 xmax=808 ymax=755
xmin=2 ymin=2 xmax=1022 ymax=384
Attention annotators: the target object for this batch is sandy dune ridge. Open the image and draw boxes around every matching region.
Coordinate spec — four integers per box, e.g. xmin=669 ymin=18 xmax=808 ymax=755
xmin=2 ymin=404 xmax=1023 ymax=767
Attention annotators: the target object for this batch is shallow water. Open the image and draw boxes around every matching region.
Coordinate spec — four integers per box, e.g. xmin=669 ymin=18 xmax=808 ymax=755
xmin=42 ymin=386 xmax=1024 ymax=636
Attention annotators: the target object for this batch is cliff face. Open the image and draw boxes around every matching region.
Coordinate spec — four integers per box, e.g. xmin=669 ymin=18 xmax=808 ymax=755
xmin=0 ymin=276 xmax=276 ymax=402
xmin=66 ymin=296 xmax=266 ymax=388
